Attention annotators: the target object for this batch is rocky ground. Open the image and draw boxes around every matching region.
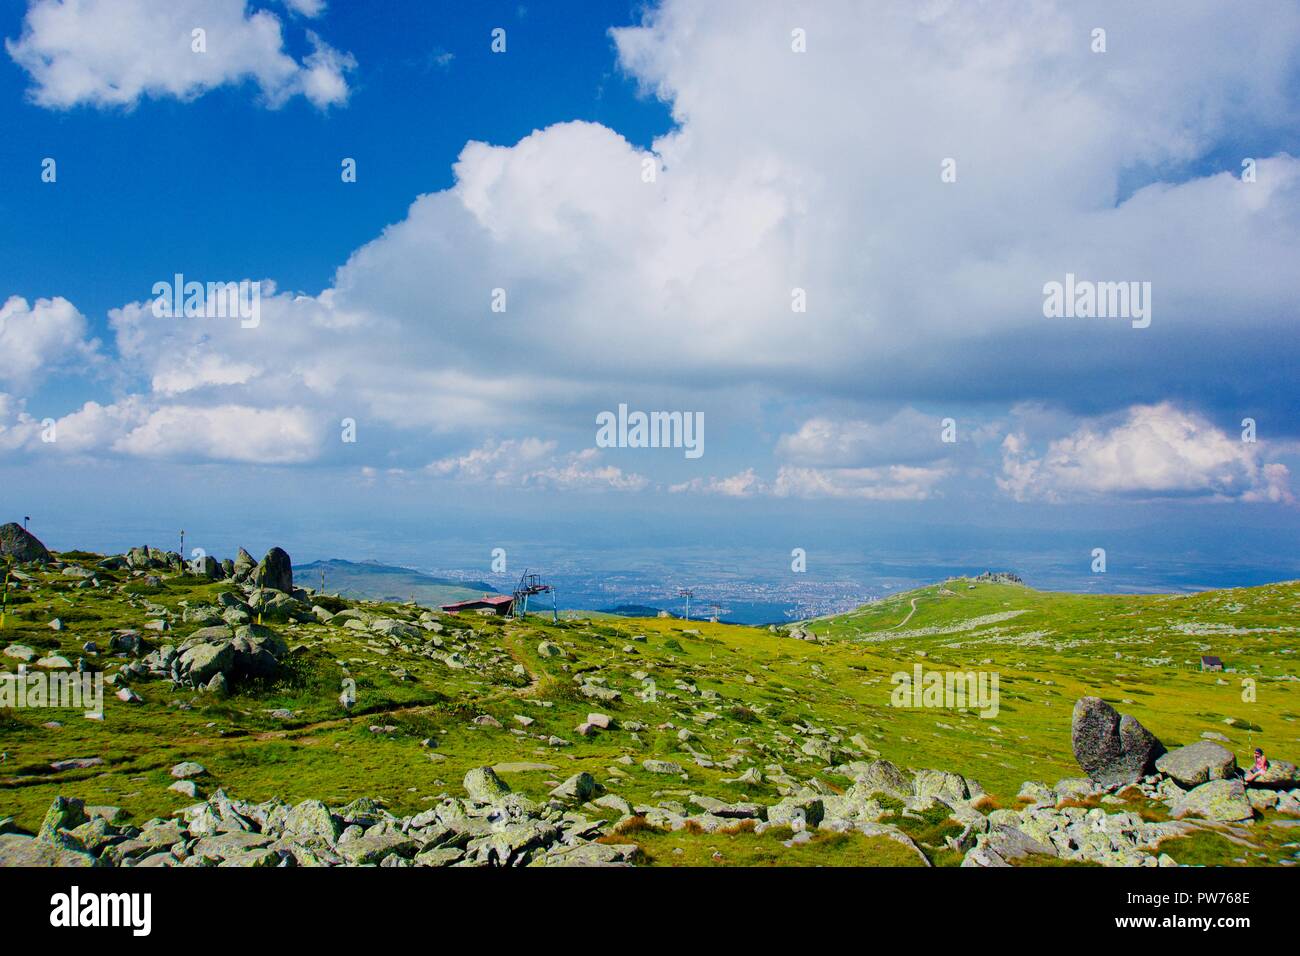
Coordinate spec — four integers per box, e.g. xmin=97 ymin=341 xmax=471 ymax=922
xmin=6 ymin=725 xmax=1298 ymax=867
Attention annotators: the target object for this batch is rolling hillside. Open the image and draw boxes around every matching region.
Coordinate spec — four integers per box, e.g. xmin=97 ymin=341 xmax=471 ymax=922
xmin=297 ymin=559 xmax=500 ymax=608
xmin=2 ymin=556 xmax=1297 ymax=867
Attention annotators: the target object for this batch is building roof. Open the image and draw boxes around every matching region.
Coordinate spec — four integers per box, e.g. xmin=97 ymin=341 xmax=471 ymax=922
xmin=1201 ymin=655 xmax=1223 ymax=665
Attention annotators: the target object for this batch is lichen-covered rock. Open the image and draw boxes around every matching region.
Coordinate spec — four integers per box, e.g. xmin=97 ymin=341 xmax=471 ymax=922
xmin=37 ymin=796 xmax=87 ymax=842
xmin=178 ymin=641 xmax=235 ymax=685
xmin=1155 ymin=741 xmax=1237 ymax=788
xmin=549 ymin=772 xmax=601 ymax=803
xmin=1071 ymin=697 xmax=1164 ymax=787
xmin=463 ymin=766 xmax=511 ymax=804
xmin=0 ymin=833 xmax=100 ymax=866
xmin=641 ymin=759 xmax=684 ymax=775
xmin=282 ymin=800 xmax=341 ymax=842
xmin=851 ymin=759 xmax=914 ymax=800
xmin=913 ymin=768 xmax=975 ymax=805
xmin=767 ymin=794 xmax=824 ymax=829
xmin=1170 ymin=778 xmax=1254 ymax=822
xmin=1249 ymin=760 xmax=1299 ymax=788
xmin=531 ymin=841 xmax=640 ymax=867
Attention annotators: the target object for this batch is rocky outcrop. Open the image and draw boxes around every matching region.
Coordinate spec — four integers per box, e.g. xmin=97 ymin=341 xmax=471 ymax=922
xmin=1169 ymin=778 xmax=1254 ymax=822
xmin=961 ymin=803 xmax=1191 ymax=867
xmin=232 ymin=548 xmax=257 ymax=583
xmin=138 ymin=622 xmax=290 ymax=690
xmin=125 ymin=546 xmax=178 ymax=571
xmin=1071 ymin=697 xmax=1164 ymax=787
xmin=1154 ymin=741 xmax=1237 ymax=788
xmin=0 ymin=522 xmax=50 ymax=563
xmin=4 ymin=777 xmax=639 ymax=868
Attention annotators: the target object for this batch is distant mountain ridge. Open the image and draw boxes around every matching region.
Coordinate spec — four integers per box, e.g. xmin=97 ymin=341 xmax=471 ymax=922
xmin=297 ymin=558 xmax=500 ymax=606
xmin=597 ymin=604 xmax=664 ymax=618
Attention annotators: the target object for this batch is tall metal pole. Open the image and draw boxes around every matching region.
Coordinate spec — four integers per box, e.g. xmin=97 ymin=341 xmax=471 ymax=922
xmin=1 ymin=563 xmax=10 ymax=629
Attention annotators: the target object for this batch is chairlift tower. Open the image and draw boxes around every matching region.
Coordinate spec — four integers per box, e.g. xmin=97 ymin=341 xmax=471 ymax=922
xmin=511 ymin=569 xmax=557 ymax=623
xmin=677 ymin=588 xmax=694 ymax=621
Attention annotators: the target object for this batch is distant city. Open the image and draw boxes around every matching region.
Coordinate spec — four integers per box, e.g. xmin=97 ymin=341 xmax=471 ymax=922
xmin=402 ymin=543 xmax=1300 ymax=625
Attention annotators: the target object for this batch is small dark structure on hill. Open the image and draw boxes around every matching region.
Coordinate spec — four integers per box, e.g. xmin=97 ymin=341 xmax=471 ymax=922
xmin=1200 ymin=655 xmax=1224 ymax=672
xmin=440 ymin=594 xmax=514 ymax=616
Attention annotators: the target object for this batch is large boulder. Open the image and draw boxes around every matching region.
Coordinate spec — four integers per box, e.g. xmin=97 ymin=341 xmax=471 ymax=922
xmin=1170 ymin=779 xmax=1254 ymax=822
xmin=549 ymin=772 xmax=602 ymax=803
xmin=178 ymin=641 xmax=236 ymax=685
xmin=463 ymin=766 xmax=511 ymax=804
xmin=282 ymin=799 xmax=340 ymax=843
xmin=767 ymin=794 xmax=825 ymax=829
xmin=125 ymin=545 xmax=169 ymax=570
xmin=852 ymin=759 xmax=915 ymax=800
xmin=0 ymin=833 xmax=99 ymax=867
xmin=1071 ymin=697 xmax=1164 ymax=787
xmin=257 ymin=548 xmax=293 ymax=593
xmin=193 ymin=555 xmax=221 ymax=579
xmin=1155 ymin=741 xmax=1237 ymax=788
xmin=0 ymin=522 xmax=50 ymax=563
xmin=246 ymin=588 xmax=309 ymax=623
xmin=230 ymin=625 xmax=288 ymax=679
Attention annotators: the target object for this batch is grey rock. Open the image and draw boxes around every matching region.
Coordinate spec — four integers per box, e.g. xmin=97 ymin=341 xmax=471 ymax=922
xmin=549 ymin=772 xmax=602 ymax=803
xmin=169 ymin=780 xmax=200 ymax=799
xmin=0 ymin=833 xmax=99 ymax=866
xmin=0 ymin=522 xmax=51 ymax=563
xmin=1170 ymin=779 xmax=1254 ymax=822
xmin=283 ymin=800 xmax=340 ymax=842
xmin=463 ymin=766 xmax=512 ymax=804
xmin=1155 ymin=741 xmax=1237 ymax=788
xmin=1071 ymin=697 xmax=1164 ymax=787
xmin=642 ymin=759 xmax=684 ymax=775
xmin=851 ymin=759 xmax=914 ymax=800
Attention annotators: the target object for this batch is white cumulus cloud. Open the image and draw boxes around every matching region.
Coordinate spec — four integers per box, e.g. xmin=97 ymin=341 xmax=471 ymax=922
xmin=429 ymin=440 xmax=648 ymax=492
xmin=669 ymin=468 xmax=765 ymax=497
xmin=0 ymin=295 xmax=99 ymax=388
xmin=998 ymin=403 xmax=1292 ymax=503
xmin=6 ymin=0 xmax=354 ymax=110
xmin=773 ymin=465 xmax=949 ymax=501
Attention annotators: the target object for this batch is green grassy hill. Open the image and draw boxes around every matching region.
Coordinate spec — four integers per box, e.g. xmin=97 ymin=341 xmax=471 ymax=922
xmin=296 ymin=559 xmax=499 ymax=607
xmin=797 ymin=577 xmax=1300 ymax=791
xmin=1 ymin=561 xmax=1297 ymax=866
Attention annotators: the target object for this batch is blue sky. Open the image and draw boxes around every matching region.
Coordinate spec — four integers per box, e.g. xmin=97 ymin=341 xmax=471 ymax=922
xmin=0 ymin=0 xmax=673 ymax=363
xmin=1 ymin=0 xmax=1299 ymax=590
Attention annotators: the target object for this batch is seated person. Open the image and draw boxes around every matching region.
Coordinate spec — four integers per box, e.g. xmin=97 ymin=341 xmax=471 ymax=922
xmin=1244 ymin=748 xmax=1268 ymax=783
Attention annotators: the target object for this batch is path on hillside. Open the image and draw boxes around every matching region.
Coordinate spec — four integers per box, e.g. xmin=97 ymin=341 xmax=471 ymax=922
xmin=891 ymin=597 xmax=920 ymax=629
